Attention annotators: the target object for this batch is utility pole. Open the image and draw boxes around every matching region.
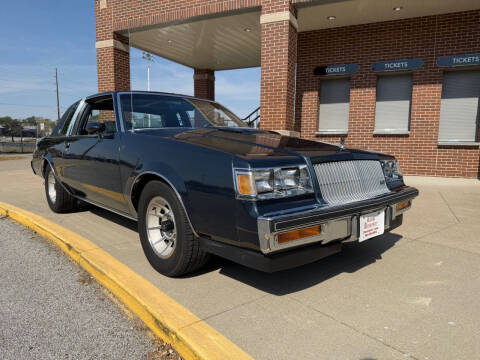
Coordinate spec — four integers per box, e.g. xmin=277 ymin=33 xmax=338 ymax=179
xmin=55 ymin=68 xmax=60 ymax=122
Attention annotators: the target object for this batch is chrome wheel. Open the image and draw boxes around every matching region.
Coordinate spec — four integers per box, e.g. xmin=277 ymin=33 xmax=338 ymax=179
xmin=47 ymin=171 xmax=57 ymax=203
xmin=146 ymin=196 xmax=176 ymax=259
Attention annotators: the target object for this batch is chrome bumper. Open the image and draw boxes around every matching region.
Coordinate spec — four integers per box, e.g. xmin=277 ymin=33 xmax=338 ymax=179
xmin=257 ymin=186 xmax=418 ymax=254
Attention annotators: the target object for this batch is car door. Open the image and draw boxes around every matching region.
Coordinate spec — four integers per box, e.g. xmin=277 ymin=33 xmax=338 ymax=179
xmin=61 ymin=95 xmax=130 ymax=214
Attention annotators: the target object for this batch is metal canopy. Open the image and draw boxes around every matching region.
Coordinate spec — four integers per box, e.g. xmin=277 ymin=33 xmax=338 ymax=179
xmin=122 ymin=0 xmax=479 ymax=70
xmin=297 ymin=0 xmax=480 ymax=32
xmin=124 ymin=10 xmax=261 ymax=71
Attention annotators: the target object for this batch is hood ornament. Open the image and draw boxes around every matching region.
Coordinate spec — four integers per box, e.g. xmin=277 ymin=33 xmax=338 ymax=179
xmin=339 ymin=136 xmax=345 ymax=151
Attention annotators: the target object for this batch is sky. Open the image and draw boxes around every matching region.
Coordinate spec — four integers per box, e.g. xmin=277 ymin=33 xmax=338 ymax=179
xmin=0 ymin=1 xmax=260 ymax=120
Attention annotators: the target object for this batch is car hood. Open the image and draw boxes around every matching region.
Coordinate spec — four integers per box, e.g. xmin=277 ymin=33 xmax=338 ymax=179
xmin=138 ymin=127 xmax=392 ymax=162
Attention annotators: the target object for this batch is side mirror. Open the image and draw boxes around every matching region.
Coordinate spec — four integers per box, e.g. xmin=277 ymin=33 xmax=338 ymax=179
xmin=86 ymin=122 xmax=106 ymax=135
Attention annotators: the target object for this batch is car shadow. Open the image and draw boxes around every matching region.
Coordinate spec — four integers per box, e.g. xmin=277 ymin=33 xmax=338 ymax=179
xmin=215 ymin=233 xmax=402 ymax=296
xmin=77 ymin=203 xmax=402 ymax=296
xmin=87 ymin=206 xmax=138 ymax=232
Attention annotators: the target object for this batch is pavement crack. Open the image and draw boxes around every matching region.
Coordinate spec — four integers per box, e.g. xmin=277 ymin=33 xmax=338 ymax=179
xmin=179 ymin=294 xmax=270 ymax=330
xmin=412 ymin=223 xmax=454 ymax=241
xmin=438 ymin=191 xmax=461 ymax=224
xmin=289 ymin=297 xmax=420 ymax=360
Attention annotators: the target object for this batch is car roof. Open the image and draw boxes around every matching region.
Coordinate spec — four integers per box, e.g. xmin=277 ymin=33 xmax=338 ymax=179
xmin=85 ymin=90 xmax=215 ymax=103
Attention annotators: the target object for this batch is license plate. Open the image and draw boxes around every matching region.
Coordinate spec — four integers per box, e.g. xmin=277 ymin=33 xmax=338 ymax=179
xmin=359 ymin=210 xmax=385 ymax=242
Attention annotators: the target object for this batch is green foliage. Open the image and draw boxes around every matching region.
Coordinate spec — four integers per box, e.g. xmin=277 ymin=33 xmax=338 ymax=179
xmin=23 ymin=116 xmax=38 ymax=125
xmin=0 ymin=117 xmax=22 ymax=141
xmin=0 ymin=115 xmax=55 ymax=140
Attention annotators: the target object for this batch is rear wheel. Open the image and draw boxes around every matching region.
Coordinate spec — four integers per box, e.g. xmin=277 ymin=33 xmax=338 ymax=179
xmin=138 ymin=181 xmax=209 ymax=277
xmin=44 ymin=166 xmax=77 ymax=213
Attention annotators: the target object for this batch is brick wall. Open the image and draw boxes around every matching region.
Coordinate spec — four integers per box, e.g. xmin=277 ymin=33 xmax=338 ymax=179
xmin=96 ymin=1 xmax=130 ymax=92
xmin=260 ymin=1 xmax=297 ymax=131
xmin=95 ymin=0 xmax=263 ymax=93
xmin=96 ymin=0 xmax=263 ymax=40
xmin=194 ymin=69 xmax=215 ymax=101
xmin=296 ymin=10 xmax=480 ymax=178
xmin=96 ymin=46 xmax=130 ymax=92
xmin=95 ymin=1 xmax=480 ymax=178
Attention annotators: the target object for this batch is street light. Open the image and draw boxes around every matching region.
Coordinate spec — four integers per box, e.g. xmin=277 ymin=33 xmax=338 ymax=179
xmin=142 ymin=52 xmax=155 ymax=91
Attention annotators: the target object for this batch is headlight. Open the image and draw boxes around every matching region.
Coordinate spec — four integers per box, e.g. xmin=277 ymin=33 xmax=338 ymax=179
xmin=234 ymin=165 xmax=314 ymax=199
xmin=380 ymin=160 xmax=403 ymax=185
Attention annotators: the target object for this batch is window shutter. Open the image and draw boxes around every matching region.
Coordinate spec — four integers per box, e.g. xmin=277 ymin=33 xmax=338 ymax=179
xmin=374 ymin=74 xmax=412 ymax=133
xmin=318 ymin=78 xmax=350 ymax=133
xmin=439 ymin=70 xmax=480 ymax=143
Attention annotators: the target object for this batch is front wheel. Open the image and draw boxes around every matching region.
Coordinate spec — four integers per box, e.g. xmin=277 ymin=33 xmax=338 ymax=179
xmin=137 ymin=181 xmax=209 ymax=277
xmin=44 ymin=166 xmax=78 ymax=213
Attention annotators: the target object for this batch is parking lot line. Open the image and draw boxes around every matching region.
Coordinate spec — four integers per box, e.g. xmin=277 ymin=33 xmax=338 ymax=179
xmin=0 ymin=200 xmax=253 ymax=360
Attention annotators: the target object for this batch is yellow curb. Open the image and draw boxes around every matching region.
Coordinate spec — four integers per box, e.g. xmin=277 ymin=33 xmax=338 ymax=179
xmin=0 ymin=201 xmax=253 ymax=360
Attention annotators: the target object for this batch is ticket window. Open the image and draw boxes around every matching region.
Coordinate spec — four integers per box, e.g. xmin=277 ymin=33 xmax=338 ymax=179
xmin=318 ymin=78 xmax=351 ymax=134
xmin=374 ymin=74 xmax=413 ymax=134
xmin=438 ymin=70 xmax=480 ymax=144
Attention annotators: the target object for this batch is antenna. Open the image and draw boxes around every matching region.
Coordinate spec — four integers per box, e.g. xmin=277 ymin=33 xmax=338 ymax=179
xmin=55 ymin=68 xmax=60 ymax=121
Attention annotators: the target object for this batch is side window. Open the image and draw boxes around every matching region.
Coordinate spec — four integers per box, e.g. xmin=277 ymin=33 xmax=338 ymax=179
xmin=52 ymin=101 xmax=79 ymax=136
xmin=76 ymin=96 xmax=117 ymax=135
xmin=119 ymin=94 xmax=193 ymax=130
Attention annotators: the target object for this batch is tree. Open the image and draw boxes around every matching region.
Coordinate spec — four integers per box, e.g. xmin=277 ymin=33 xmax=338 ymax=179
xmin=23 ymin=116 xmax=38 ymax=126
xmin=0 ymin=117 xmax=22 ymax=142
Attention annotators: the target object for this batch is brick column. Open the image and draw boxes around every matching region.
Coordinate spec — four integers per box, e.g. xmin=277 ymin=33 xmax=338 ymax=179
xmin=259 ymin=1 xmax=298 ymax=135
xmin=193 ymin=69 xmax=215 ymax=100
xmin=95 ymin=0 xmax=130 ymax=92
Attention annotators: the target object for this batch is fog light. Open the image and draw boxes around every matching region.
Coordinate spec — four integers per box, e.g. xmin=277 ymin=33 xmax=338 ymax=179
xmin=396 ymin=200 xmax=410 ymax=211
xmin=277 ymin=225 xmax=322 ymax=244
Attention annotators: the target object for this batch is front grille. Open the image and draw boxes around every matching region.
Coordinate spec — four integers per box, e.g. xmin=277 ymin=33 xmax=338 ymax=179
xmin=313 ymin=160 xmax=390 ymax=205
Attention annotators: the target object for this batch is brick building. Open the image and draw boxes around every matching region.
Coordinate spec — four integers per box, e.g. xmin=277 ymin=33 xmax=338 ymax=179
xmin=95 ymin=0 xmax=480 ymax=177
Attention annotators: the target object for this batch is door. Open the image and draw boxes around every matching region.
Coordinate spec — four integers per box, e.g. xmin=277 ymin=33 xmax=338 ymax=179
xmin=61 ymin=95 xmax=129 ymax=213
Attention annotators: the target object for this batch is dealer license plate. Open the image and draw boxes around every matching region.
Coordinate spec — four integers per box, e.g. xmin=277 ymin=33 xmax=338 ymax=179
xmin=359 ymin=210 xmax=385 ymax=242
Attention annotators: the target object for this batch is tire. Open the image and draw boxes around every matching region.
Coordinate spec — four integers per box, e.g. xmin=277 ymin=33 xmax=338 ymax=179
xmin=138 ymin=181 xmax=209 ymax=277
xmin=44 ymin=166 xmax=77 ymax=213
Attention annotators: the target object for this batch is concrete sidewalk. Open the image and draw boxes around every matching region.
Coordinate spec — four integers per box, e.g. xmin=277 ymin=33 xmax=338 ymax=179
xmin=1 ymin=156 xmax=480 ymax=359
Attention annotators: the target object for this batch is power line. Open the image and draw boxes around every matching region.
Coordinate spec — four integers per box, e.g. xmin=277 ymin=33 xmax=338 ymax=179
xmin=0 ymin=102 xmax=67 ymax=109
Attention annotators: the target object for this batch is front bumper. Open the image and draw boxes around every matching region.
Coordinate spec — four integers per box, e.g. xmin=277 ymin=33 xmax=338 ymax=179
xmin=258 ymin=185 xmax=418 ymax=254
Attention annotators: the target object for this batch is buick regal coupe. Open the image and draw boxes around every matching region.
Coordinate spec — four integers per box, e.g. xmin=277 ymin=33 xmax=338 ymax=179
xmin=32 ymin=91 xmax=418 ymax=276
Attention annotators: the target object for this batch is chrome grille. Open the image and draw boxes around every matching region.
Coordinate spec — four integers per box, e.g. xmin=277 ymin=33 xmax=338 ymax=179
xmin=313 ymin=160 xmax=390 ymax=205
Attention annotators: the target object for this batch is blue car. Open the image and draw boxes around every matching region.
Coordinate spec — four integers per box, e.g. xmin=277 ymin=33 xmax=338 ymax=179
xmin=32 ymin=91 xmax=418 ymax=276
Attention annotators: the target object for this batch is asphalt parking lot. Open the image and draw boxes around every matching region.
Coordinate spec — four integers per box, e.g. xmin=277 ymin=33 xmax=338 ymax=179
xmin=1 ymin=155 xmax=480 ymax=360
xmin=0 ymin=216 xmax=181 ymax=360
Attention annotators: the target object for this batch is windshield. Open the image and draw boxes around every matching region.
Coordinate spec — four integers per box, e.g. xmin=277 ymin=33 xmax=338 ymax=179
xmin=119 ymin=93 xmax=246 ymax=130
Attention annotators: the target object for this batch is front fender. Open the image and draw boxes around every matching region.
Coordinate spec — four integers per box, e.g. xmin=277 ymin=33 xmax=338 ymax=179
xmin=120 ymin=132 xmax=239 ymax=243
xmin=126 ymin=162 xmax=188 ymax=213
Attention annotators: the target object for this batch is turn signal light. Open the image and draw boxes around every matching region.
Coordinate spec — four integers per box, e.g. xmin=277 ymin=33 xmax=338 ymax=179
xmin=396 ymin=200 xmax=410 ymax=211
xmin=236 ymin=173 xmax=255 ymax=196
xmin=277 ymin=225 xmax=322 ymax=244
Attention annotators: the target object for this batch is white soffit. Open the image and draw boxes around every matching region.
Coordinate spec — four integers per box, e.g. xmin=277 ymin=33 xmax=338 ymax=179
xmin=127 ymin=10 xmax=261 ymax=71
xmin=298 ymin=0 xmax=480 ymax=32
